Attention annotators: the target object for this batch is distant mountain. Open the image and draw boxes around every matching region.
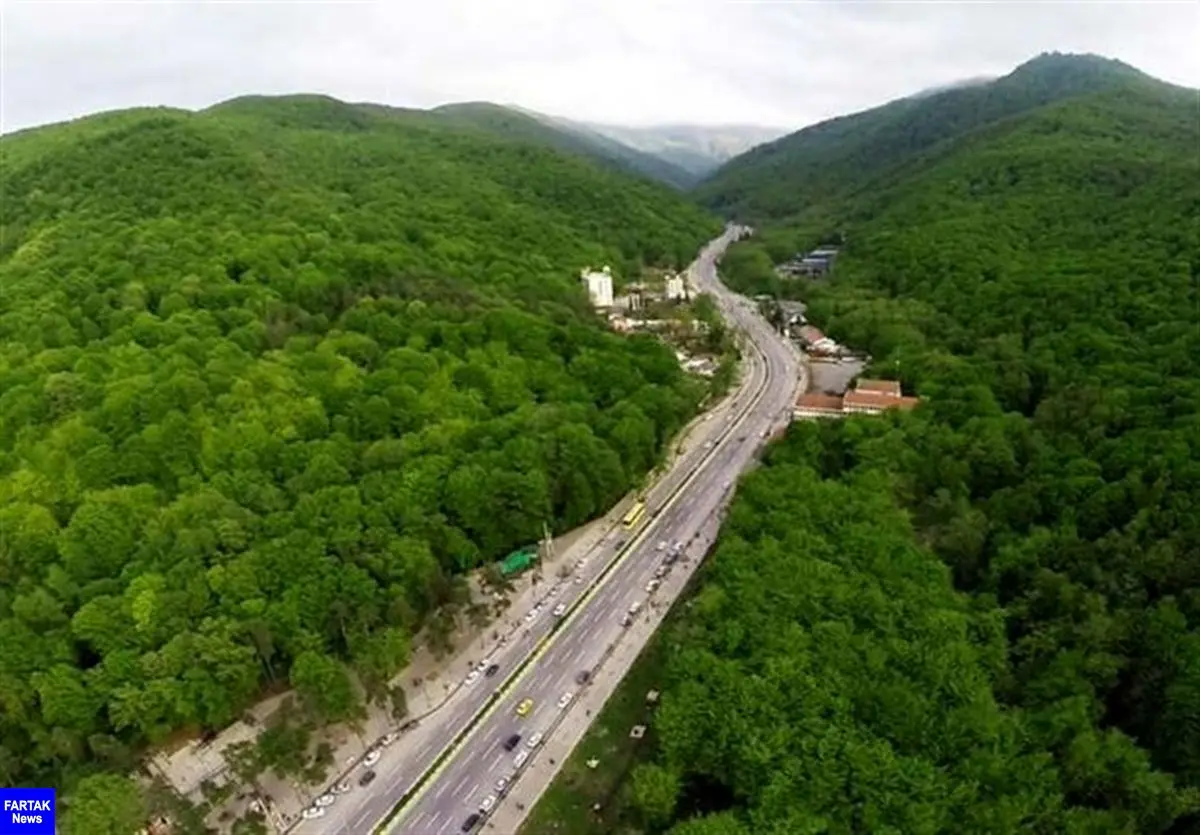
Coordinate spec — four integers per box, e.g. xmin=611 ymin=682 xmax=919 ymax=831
xmin=564 ymin=121 xmax=786 ymax=180
xmin=508 ymin=107 xmax=785 ymax=185
xmin=694 ymin=52 xmax=1171 ymax=221
xmin=430 ymin=102 xmax=698 ymax=189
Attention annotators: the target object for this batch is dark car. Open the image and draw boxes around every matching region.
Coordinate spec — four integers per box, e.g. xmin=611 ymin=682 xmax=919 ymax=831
xmin=484 ymin=663 xmax=500 ymax=678
xmin=503 ymin=733 xmax=522 ymax=751
xmin=462 ymin=813 xmax=481 ymax=832
xmin=358 ymin=770 xmax=377 ymax=787
xmin=399 ymin=719 xmax=419 ymax=733
xmin=575 ymin=670 xmax=591 ymax=686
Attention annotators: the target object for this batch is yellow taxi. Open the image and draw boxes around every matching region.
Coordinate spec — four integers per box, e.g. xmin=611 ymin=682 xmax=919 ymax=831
xmin=516 ymin=698 xmax=534 ymax=717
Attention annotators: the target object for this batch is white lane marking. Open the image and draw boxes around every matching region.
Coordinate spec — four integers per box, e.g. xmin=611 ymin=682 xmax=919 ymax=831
xmin=352 ymin=809 xmax=376 ymax=832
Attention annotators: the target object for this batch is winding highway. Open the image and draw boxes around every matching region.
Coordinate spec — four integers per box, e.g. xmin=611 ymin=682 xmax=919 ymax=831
xmin=292 ymin=226 xmax=800 ymax=835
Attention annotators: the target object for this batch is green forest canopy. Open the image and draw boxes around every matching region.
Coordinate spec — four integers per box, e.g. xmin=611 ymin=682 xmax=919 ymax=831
xmin=0 ymin=93 xmax=721 ymax=805
xmin=693 ymin=52 xmax=1176 ymax=224
xmin=613 ymin=66 xmax=1200 ymax=833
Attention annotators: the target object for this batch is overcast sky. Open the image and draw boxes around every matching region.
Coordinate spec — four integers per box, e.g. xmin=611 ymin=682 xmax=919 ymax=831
xmin=2 ymin=0 xmax=1197 ymax=135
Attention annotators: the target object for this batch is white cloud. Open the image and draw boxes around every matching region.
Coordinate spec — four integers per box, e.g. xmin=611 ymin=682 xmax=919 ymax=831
xmin=2 ymin=0 xmax=1197 ymax=134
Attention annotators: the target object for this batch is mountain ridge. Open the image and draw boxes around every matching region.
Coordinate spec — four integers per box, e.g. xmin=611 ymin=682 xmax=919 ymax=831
xmin=693 ymin=51 xmax=1190 ymax=222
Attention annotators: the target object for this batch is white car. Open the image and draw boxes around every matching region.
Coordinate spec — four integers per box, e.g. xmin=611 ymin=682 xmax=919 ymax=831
xmin=557 ymin=692 xmax=574 ymax=709
xmin=477 ymin=658 xmax=492 ymax=671
xmin=553 ymin=603 xmax=567 ymax=617
xmin=314 ymin=794 xmax=336 ymax=808
xmin=332 ymin=781 xmax=351 ymax=794
xmin=380 ymin=732 xmax=398 ymax=746
xmin=628 ymin=601 xmax=642 ymax=616
xmin=524 ymin=610 xmax=537 ymax=624
xmin=704 ymin=441 xmax=714 ymax=449
xmin=656 ymin=541 xmax=667 ymax=551
xmin=646 ymin=579 xmax=659 ymax=593
xmin=495 ymin=776 xmax=510 ymax=794
xmin=480 ymin=794 xmax=498 ymax=813
xmin=301 ymin=807 xmax=326 ymax=820
xmin=465 ymin=670 xmax=481 ymax=686
xmin=574 ymin=574 xmax=584 ymax=584
xmin=362 ymin=749 xmax=381 ymax=768
xmin=513 ymin=750 xmax=530 ymax=769
xmin=526 ymin=732 xmax=544 ymax=748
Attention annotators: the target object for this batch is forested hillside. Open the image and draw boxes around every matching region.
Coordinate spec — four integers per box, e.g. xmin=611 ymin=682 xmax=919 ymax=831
xmin=694 ymin=52 xmax=1163 ymax=222
xmin=599 ymin=60 xmax=1200 ymax=833
xmin=431 ymin=102 xmax=699 ymax=189
xmin=0 ymin=93 xmax=720 ymax=805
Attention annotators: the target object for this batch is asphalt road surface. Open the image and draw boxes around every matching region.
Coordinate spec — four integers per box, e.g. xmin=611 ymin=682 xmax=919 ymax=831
xmin=293 ymin=226 xmax=799 ymax=835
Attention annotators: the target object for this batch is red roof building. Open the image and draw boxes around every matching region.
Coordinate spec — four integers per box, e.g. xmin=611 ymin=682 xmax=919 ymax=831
xmin=792 ymin=378 xmax=920 ymax=420
xmin=793 ymin=393 xmax=846 ymax=418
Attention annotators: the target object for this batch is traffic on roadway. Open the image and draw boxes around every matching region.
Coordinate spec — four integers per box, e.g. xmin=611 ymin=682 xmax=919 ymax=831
xmin=288 ymin=225 xmax=800 ymax=835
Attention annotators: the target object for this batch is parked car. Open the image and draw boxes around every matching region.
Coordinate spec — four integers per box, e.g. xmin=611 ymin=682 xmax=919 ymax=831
xmin=358 ymin=770 xmax=377 ymax=787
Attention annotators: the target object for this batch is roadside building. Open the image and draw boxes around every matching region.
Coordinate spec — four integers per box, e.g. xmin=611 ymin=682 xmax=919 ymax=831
xmin=580 ymin=266 xmax=614 ymax=308
xmin=793 ymin=393 xmax=847 ymax=420
xmin=664 ymin=275 xmax=687 ymax=301
xmin=792 ymin=377 xmax=920 ymax=420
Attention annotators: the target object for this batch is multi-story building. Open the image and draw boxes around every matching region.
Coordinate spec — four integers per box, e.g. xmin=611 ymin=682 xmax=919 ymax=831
xmin=579 ymin=265 xmax=614 ymax=308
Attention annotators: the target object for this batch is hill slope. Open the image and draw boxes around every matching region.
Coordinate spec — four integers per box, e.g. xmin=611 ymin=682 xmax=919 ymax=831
xmin=0 ymin=94 xmax=720 ymax=813
xmin=432 ymin=102 xmax=699 ymax=188
xmin=695 ymin=52 xmax=1168 ymax=221
xmin=546 ymin=117 xmax=785 ymax=181
xmin=641 ymin=62 xmax=1200 ymax=834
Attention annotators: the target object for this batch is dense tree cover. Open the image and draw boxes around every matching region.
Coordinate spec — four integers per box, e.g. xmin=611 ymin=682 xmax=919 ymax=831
xmin=0 ymin=94 xmax=721 ymax=803
xmin=626 ymin=427 xmax=1197 ymax=834
xmin=633 ymin=63 xmax=1200 ymax=832
xmin=693 ymin=52 xmax=1170 ymax=223
xmin=430 ymin=103 xmax=699 ymax=189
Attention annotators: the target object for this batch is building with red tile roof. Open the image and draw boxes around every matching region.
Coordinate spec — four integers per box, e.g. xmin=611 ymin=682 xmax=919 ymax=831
xmin=792 ymin=377 xmax=920 ymax=420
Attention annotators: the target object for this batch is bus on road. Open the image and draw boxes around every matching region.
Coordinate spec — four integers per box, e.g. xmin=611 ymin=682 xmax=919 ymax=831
xmin=622 ymin=499 xmax=647 ymax=529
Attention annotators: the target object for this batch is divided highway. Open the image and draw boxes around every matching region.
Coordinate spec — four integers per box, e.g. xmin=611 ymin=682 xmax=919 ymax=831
xmin=292 ymin=226 xmax=799 ymax=835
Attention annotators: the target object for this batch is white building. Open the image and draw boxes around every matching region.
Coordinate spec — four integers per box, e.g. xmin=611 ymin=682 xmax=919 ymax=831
xmin=580 ymin=266 xmax=614 ymax=309
xmin=664 ymin=275 xmax=686 ymax=301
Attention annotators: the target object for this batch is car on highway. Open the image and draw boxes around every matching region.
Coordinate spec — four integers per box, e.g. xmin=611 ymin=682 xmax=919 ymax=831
xmin=516 ymin=698 xmax=534 ymax=717
xmin=553 ymin=602 xmax=567 ymax=617
xmin=495 ymin=776 xmax=510 ymax=794
xmin=576 ymin=669 xmax=591 ymax=685
xmin=574 ymin=574 xmax=584 ymax=584
xmin=465 ymin=669 xmax=481 ymax=685
xmin=479 ymin=794 xmax=497 ymax=812
xmin=629 ymin=601 xmax=642 ymax=616
xmin=704 ymin=441 xmax=713 ymax=449
xmin=358 ymin=770 xmax=377 ymax=787
xmin=361 ymin=749 xmax=381 ymax=767
xmin=557 ymin=691 xmax=574 ymax=709
xmin=484 ymin=662 xmax=500 ymax=677
xmin=723 ymin=480 xmax=732 ymax=489
xmin=461 ymin=812 xmax=481 ymax=832
xmin=656 ymin=541 xmax=667 ymax=551
xmin=301 ymin=807 xmax=326 ymax=820
xmin=621 ymin=613 xmax=633 ymax=627
xmin=513 ymin=749 xmax=530 ymax=769
xmin=655 ymin=565 xmax=668 ymax=579
xmin=646 ymin=579 xmax=660 ymax=593
xmin=527 ymin=731 xmax=544 ymax=748
xmin=503 ymin=733 xmax=522 ymax=750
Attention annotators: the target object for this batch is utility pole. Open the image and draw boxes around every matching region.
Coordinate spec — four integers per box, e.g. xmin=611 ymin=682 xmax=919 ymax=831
xmin=535 ymin=521 xmax=554 ymax=586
